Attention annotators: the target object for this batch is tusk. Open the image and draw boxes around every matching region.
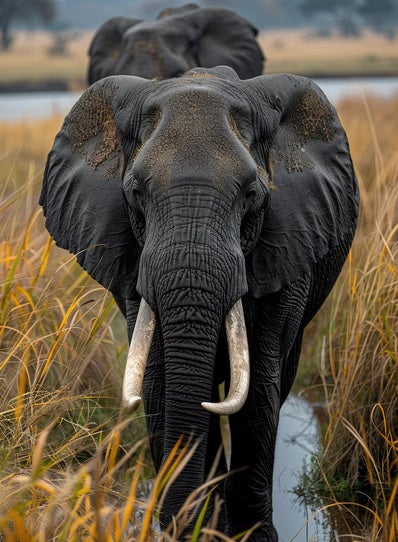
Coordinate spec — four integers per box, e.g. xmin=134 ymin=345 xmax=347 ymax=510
xmin=202 ymin=299 xmax=250 ymax=415
xmin=122 ymin=298 xmax=156 ymax=411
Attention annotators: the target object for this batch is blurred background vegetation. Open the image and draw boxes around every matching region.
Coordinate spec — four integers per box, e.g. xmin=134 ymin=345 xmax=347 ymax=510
xmin=0 ymin=0 xmax=397 ymax=91
xmin=2 ymin=0 xmax=398 ymax=42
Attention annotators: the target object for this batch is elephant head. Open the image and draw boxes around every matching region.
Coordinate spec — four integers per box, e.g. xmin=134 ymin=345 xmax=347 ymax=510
xmin=87 ymin=5 xmax=264 ymax=84
xmin=40 ymin=67 xmax=358 ymax=539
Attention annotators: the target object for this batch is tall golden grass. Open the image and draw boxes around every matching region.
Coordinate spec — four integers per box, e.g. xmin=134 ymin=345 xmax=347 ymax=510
xmin=0 ymin=94 xmax=397 ymax=540
xmin=301 ymin=94 xmax=398 ymax=541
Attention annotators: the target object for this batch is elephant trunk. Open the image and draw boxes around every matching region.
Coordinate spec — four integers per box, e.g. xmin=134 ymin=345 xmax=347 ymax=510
xmin=122 ymin=225 xmax=250 ymax=520
xmin=159 ymin=298 xmax=218 ymax=525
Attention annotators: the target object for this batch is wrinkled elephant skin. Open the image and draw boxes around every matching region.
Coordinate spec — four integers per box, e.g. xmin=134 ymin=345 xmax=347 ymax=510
xmin=40 ymin=66 xmax=359 ymax=541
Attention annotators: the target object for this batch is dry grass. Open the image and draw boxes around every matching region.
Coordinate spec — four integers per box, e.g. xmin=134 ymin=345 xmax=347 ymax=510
xmin=259 ymin=29 xmax=398 ymax=75
xmin=0 ymin=117 xmax=139 ymax=538
xmin=0 ymin=429 xmax=235 ymax=541
xmin=0 ymin=94 xmax=397 ymax=539
xmin=0 ymin=31 xmax=92 ymax=88
xmin=299 ymin=95 xmax=398 ymax=540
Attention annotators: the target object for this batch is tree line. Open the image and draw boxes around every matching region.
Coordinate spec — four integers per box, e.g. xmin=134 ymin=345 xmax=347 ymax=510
xmin=1 ymin=0 xmax=397 ymax=52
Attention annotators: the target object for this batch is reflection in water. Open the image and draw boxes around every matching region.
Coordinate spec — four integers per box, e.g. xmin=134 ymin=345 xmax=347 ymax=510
xmin=274 ymin=394 xmax=329 ymax=542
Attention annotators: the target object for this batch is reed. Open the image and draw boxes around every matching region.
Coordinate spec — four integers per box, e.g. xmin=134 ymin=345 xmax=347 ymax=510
xmin=0 ymin=428 xmax=233 ymax=541
xmin=300 ymin=95 xmax=398 ymax=540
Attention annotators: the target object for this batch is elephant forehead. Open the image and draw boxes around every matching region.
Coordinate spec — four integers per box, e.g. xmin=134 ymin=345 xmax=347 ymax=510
xmin=143 ymin=84 xmax=232 ymax=142
xmin=153 ymin=76 xmax=249 ymax=118
xmin=134 ymin=126 xmax=253 ymax=194
xmin=133 ymin=82 xmax=255 ymax=189
xmin=165 ymin=84 xmax=227 ymax=113
xmin=146 ymin=86 xmax=245 ymax=153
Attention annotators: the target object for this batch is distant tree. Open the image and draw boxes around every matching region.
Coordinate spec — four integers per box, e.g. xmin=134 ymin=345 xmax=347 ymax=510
xmin=0 ymin=0 xmax=56 ymax=50
xmin=359 ymin=0 xmax=398 ymax=38
xmin=300 ymin=0 xmax=398 ymax=37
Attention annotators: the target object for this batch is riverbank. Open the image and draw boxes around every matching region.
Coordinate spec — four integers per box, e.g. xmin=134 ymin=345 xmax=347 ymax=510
xmin=2 ymin=77 xmax=397 ymax=122
xmin=0 ymin=80 xmax=72 ymax=93
xmin=2 ymin=72 xmax=398 ymax=95
xmin=0 ymin=28 xmax=397 ymax=92
xmin=259 ymin=28 xmax=398 ymax=77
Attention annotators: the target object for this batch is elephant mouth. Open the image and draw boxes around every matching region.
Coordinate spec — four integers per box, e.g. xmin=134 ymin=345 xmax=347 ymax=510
xmin=122 ymin=297 xmax=250 ymax=416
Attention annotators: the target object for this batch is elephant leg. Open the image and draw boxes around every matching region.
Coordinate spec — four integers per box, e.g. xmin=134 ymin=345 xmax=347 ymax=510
xmin=278 ymin=240 xmax=353 ymax=407
xmin=226 ymin=381 xmax=280 ymax=542
xmin=225 ymin=278 xmax=311 ymax=541
xmin=113 ymin=293 xmax=128 ymax=318
xmin=280 ymin=330 xmax=303 ymax=405
xmin=142 ymin=324 xmax=165 ymax=472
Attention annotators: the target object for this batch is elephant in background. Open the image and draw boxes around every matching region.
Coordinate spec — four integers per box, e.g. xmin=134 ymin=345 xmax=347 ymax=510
xmin=87 ymin=4 xmax=264 ymax=84
xmin=40 ymin=66 xmax=359 ymax=541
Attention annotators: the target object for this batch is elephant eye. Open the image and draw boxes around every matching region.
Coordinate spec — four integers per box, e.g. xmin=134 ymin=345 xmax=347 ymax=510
xmin=246 ymin=184 xmax=257 ymax=201
xmin=140 ymin=108 xmax=162 ymax=142
xmin=228 ymin=114 xmax=250 ymax=149
xmin=150 ymin=108 xmax=162 ymax=126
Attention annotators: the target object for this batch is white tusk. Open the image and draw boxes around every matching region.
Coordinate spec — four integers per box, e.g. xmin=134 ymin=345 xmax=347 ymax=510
xmin=122 ymin=298 xmax=156 ymax=411
xmin=202 ymin=299 xmax=250 ymax=415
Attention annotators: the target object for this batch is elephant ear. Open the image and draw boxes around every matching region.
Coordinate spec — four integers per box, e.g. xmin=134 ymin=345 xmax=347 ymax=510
xmin=177 ymin=7 xmax=264 ymax=79
xmin=245 ymin=74 xmax=359 ymax=296
xmin=88 ymin=17 xmax=143 ymax=84
xmin=40 ymin=76 xmax=149 ymax=299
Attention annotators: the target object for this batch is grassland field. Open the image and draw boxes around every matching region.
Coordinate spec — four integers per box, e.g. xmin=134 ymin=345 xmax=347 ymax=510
xmin=0 ymin=28 xmax=397 ymax=90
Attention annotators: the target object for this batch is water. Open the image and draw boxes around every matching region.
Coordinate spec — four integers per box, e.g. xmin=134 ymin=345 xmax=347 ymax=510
xmin=274 ymin=395 xmax=328 ymax=541
xmin=0 ymin=76 xmax=397 ymax=120
xmin=315 ymin=75 xmax=398 ymax=103
xmin=0 ymin=91 xmax=81 ymax=121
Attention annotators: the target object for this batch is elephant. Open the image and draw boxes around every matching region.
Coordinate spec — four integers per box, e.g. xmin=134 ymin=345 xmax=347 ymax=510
xmin=87 ymin=4 xmax=264 ymax=84
xmin=40 ymin=66 xmax=359 ymax=541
